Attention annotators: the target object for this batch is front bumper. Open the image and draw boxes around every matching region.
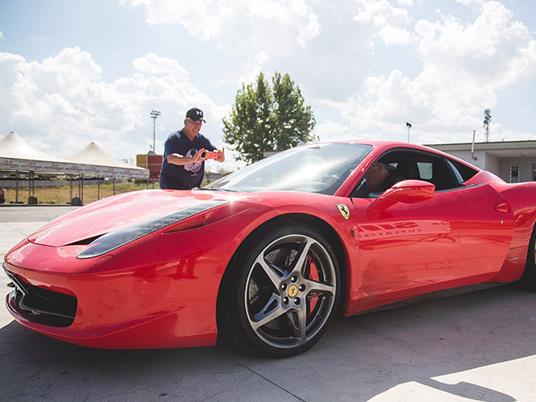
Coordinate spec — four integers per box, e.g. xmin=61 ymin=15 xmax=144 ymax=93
xmin=3 ymin=238 xmax=221 ymax=349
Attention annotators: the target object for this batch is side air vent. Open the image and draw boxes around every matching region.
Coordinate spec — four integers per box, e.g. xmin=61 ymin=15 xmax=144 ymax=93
xmin=4 ymin=268 xmax=77 ymax=327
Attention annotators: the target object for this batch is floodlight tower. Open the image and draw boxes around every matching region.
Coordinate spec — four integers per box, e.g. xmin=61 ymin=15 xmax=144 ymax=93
xmin=150 ymin=110 xmax=161 ymax=153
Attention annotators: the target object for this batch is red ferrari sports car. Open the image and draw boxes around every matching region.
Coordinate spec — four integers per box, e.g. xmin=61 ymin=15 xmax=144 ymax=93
xmin=3 ymin=141 xmax=536 ymax=357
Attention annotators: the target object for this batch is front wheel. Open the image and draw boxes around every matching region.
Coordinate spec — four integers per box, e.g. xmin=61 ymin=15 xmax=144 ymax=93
xmin=221 ymin=222 xmax=341 ymax=357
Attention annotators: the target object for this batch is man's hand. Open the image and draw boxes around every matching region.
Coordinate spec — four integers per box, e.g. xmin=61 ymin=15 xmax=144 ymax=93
xmin=215 ymin=148 xmax=225 ymax=162
xmin=193 ymin=148 xmax=206 ymax=162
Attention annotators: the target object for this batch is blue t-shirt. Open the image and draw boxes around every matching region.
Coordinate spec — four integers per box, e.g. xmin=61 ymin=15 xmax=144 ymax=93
xmin=159 ymin=130 xmax=216 ymax=190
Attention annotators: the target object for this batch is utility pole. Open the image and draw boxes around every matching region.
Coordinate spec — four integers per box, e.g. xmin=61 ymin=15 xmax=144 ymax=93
xmin=471 ymin=130 xmax=477 ymax=160
xmin=406 ymin=122 xmax=412 ymax=142
xmin=150 ymin=110 xmax=161 ymax=152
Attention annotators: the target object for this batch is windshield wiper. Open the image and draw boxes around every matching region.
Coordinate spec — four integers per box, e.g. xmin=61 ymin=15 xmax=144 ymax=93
xmin=197 ymin=187 xmax=237 ymax=192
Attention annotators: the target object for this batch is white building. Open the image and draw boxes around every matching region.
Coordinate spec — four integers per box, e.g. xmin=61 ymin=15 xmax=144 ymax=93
xmin=427 ymin=140 xmax=536 ymax=183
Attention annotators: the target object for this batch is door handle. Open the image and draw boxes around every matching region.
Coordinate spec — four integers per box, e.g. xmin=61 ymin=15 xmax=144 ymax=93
xmin=495 ymin=202 xmax=509 ymax=213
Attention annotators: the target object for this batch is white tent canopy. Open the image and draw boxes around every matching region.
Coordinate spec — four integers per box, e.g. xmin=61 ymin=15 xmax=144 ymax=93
xmin=65 ymin=142 xmax=141 ymax=170
xmin=0 ymin=132 xmax=148 ymax=179
xmin=0 ymin=131 xmax=66 ymax=162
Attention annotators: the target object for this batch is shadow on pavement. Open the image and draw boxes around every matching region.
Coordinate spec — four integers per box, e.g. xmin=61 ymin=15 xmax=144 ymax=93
xmin=1 ymin=285 xmax=535 ymax=401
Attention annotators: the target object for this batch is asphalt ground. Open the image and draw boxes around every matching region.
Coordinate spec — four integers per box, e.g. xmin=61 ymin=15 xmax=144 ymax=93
xmin=1 ymin=207 xmax=536 ymax=401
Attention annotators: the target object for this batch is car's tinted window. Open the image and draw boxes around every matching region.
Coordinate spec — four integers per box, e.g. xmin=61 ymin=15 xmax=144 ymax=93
xmin=448 ymin=159 xmax=478 ymax=182
xmin=206 ymin=143 xmax=372 ymax=194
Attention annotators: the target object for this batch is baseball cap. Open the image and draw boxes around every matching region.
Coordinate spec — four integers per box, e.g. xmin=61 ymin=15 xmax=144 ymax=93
xmin=185 ymin=107 xmax=206 ymax=122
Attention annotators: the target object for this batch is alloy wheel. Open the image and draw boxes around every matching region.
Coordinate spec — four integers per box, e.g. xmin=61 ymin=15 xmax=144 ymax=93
xmin=244 ymin=234 xmax=337 ymax=349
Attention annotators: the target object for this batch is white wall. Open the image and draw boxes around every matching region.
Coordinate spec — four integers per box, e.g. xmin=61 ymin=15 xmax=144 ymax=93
xmin=442 ymin=150 xmax=488 ymax=171
xmin=484 ymin=154 xmax=500 ymax=175
xmin=499 ymin=158 xmax=536 ymax=183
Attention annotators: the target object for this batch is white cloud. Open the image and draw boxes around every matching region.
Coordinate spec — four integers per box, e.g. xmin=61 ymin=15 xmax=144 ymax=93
xmin=396 ymin=0 xmax=414 ymax=6
xmin=120 ymin=0 xmax=328 ymax=111
xmin=120 ymin=0 xmax=320 ymax=49
xmin=336 ymin=1 xmax=536 ymax=143
xmin=456 ymin=0 xmax=485 ymax=9
xmin=0 ymin=48 xmax=226 ymax=160
xmin=120 ymin=0 xmax=377 ymax=103
xmin=235 ymin=51 xmax=270 ymax=87
xmin=132 ymin=53 xmax=190 ymax=78
xmin=313 ymin=120 xmax=357 ymax=142
xmin=120 ymin=0 xmax=322 ymax=97
xmin=353 ymin=0 xmax=413 ymax=46
xmin=0 ymin=30 xmax=4 ymax=40
xmin=120 ymin=0 xmax=235 ymax=41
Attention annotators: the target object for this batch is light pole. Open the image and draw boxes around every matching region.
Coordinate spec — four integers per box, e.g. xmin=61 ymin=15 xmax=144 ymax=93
xmin=150 ymin=110 xmax=161 ymax=153
xmin=471 ymin=129 xmax=478 ymax=160
xmin=406 ymin=122 xmax=412 ymax=142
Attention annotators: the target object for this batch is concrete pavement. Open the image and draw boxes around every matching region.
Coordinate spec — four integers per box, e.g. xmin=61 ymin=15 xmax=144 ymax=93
xmin=1 ymin=207 xmax=536 ymax=401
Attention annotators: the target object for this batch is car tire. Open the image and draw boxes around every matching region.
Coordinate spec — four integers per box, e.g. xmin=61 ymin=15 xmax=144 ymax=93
xmin=519 ymin=224 xmax=536 ymax=289
xmin=220 ymin=220 xmax=341 ymax=357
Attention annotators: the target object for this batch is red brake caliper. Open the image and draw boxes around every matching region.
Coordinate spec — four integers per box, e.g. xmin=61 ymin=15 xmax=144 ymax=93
xmin=307 ymin=256 xmax=320 ymax=317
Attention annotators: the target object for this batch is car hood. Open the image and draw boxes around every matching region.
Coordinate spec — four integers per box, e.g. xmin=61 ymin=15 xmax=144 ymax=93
xmin=28 ymin=189 xmax=238 ymax=247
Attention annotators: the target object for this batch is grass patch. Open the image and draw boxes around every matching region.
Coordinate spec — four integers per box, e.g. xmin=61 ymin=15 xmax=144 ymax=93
xmin=0 ymin=176 xmax=221 ymax=205
xmin=2 ymin=181 xmax=160 ymax=205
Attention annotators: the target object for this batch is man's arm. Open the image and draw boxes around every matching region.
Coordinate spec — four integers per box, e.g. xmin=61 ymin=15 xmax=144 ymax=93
xmin=167 ymin=149 xmax=204 ymax=165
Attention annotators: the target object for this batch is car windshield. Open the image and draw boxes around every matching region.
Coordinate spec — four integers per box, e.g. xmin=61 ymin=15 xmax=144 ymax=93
xmin=206 ymin=143 xmax=372 ymax=194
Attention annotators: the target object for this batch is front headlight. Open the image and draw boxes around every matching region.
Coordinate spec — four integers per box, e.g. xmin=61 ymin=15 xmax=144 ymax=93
xmin=77 ymin=200 xmax=227 ymax=259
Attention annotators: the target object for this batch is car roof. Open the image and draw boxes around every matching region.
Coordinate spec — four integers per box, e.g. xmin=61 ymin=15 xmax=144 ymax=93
xmin=307 ymin=140 xmax=481 ymax=172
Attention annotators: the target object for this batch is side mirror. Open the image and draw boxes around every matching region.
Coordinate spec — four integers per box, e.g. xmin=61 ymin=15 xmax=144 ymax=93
xmin=369 ymin=180 xmax=435 ymax=214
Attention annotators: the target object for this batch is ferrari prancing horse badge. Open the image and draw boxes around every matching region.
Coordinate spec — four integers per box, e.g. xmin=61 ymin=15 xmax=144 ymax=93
xmin=336 ymin=203 xmax=350 ymax=220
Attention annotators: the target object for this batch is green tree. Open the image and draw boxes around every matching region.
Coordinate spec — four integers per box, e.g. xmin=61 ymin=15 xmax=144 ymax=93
xmin=223 ymin=72 xmax=316 ymax=164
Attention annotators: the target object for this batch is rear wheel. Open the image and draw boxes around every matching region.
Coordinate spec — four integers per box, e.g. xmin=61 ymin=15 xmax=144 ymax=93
xmin=519 ymin=224 xmax=536 ymax=289
xmin=221 ymin=222 xmax=341 ymax=357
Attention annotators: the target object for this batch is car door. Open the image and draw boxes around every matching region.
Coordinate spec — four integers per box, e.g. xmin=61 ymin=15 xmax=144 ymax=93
xmin=347 ymin=149 xmax=515 ymax=305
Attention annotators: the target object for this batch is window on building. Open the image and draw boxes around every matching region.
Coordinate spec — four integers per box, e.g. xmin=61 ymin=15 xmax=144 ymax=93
xmin=510 ymin=165 xmax=520 ymax=183
xmin=532 ymin=164 xmax=536 ymax=181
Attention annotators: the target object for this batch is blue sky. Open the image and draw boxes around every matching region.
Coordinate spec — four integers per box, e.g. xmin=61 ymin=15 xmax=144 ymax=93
xmin=1 ymin=0 xmax=535 ymax=169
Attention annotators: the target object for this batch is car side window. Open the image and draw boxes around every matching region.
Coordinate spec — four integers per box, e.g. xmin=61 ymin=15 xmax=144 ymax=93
xmin=448 ymin=158 xmax=478 ymax=182
xmin=417 ymin=162 xmax=433 ymax=180
xmin=430 ymin=156 xmax=461 ymax=190
xmin=351 ymin=149 xmax=463 ymax=198
xmin=445 ymin=158 xmax=464 ymax=185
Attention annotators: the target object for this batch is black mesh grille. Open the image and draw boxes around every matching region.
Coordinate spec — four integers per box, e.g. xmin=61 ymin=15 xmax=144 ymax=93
xmin=4 ymin=267 xmax=77 ymax=327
